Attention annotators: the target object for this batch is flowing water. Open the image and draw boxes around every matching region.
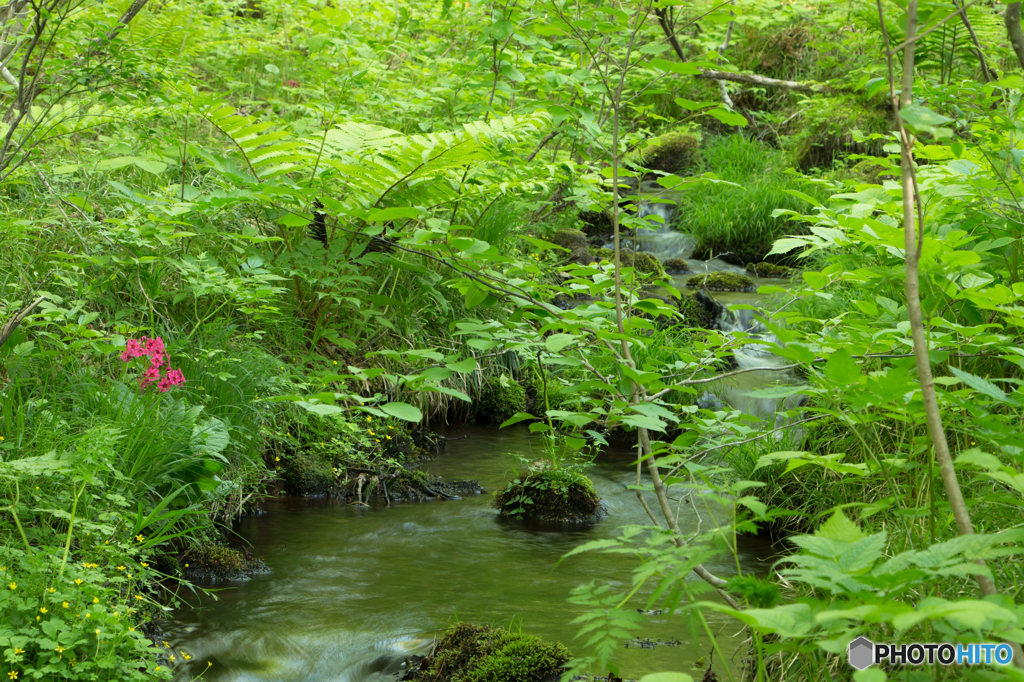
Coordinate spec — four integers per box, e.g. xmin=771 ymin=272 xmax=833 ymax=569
xmin=165 ymin=427 xmax=778 ymax=682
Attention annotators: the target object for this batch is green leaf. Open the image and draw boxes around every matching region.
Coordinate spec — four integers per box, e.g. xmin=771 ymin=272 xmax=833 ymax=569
xmin=380 ymin=401 xmax=423 ymax=422
xmin=445 ymin=357 xmax=477 ymax=373
xmin=500 ymin=411 xmax=536 ymax=428
xmin=545 ymin=333 xmax=575 ymax=353
xmin=824 ymin=348 xmax=861 ymax=385
xmin=706 ymin=108 xmax=747 ymax=127
xmin=947 ymin=366 xmax=1013 ymax=404
xmin=368 ymin=207 xmax=420 ymax=222
xmin=295 ymin=401 xmax=344 ymax=416
xmin=816 ymin=510 xmax=866 ymax=543
xmin=865 ymin=77 xmax=889 ymax=99
xmin=899 ymin=103 xmax=954 ymax=139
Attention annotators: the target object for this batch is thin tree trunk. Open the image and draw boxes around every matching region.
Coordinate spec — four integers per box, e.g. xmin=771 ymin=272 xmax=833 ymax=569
xmin=881 ymin=0 xmax=1024 ymax=667
xmin=1006 ymin=2 xmax=1024 ymax=70
xmin=953 ymin=0 xmax=992 ymax=81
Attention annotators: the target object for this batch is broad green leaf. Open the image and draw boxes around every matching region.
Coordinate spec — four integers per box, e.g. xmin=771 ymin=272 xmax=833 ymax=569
xmin=706 ymin=108 xmax=747 ymax=127
xmin=368 ymin=207 xmax=420 ymax=222
xmin=947 ymin=366 xmax=1013 ymax=404
xmin=816 ymin=510 xmax=866 ymax=543
xmin=899 ymin=103 xmax=953 ymax=139
xmin=639 ymin=675 xmax=694 ymax=682
xmin=445 ymin=357 xmax=477 ymax=373
xmin=824 ymin=348 xmax=861 ymax=386
xmin=380 ymin=401 xmax=423 ymax=422
xmin=545 ymin=333 xmax=575 ymax=353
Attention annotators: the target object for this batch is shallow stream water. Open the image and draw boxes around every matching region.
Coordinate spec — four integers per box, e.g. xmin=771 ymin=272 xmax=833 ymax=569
xmin=166 ymin=427 xmax=778 ymax=682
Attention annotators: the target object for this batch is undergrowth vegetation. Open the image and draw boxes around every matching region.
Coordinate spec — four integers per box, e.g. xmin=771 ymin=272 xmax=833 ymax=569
xmin=1 ymin=0 xmax=1023 ymax=680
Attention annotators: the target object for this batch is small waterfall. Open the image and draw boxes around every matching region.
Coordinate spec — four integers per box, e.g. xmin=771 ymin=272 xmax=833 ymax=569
xmin=631 ymin=201 xmax=696 ymax=262
xmin=705 ymin=299 xmax=806 ymax=434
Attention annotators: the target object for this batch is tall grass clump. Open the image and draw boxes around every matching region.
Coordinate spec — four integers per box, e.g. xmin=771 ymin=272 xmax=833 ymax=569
xmin=677 ymin=135 xmax=831 ymax=263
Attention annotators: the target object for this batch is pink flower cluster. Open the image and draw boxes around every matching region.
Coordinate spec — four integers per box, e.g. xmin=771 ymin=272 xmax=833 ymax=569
xmin=120 ymin=336 xmax=186 ymax=392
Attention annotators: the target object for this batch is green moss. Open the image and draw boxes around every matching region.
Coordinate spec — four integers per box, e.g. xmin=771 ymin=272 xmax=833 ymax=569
xmin=789 ymin=95 xmax=891 ymax=170
xmin=494 ymin=469 xmax=602 ymax=524
xmin=547 ymin=229 xmax=587 ymax=251
xmin=686 ymin=272 xmax=755 ymax=292
xmin=664 ymin=257 xmax=690 ymax=274
xmin=282 ymin=450 xmax=335 ymax=495
xmin=593 ymin=248 xmax=665 ymax=278
xmin=414 ymin=623 xmax=571 ymax=682
xmin=677 ymin=295 xmax=715 ymax=328
xmin=478 ymin=375 xmax=526 ymax=425
xmin=635 ymin=131 xmax=702 ymax=176
xmin=746 ymin=262 xmax=792 ymax=278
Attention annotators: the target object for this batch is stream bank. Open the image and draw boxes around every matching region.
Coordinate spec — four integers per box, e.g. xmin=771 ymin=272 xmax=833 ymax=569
xmin=164 ymin=426 xmax=777 ymax=682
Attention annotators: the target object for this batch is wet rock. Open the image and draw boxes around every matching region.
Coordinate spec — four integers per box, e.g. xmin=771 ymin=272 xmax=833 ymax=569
xmin=593 ymin=248 xmax=665 ymax=279
xmin=746 ymin=262 xmax=793 ymax=278
xmin=494 ymin=470 xmax=604 ymax=525
xmin=694 ymin=290 xmax=724 ymax=323
xmin=399 ymin=622 xmax=571 ymax=682
xmin=634 ymin=131 xmax=701 ymax=177
xmin=549 ymin=229 xmax=588 ymax=251
xmin=696 ymin=392 xmax=725 ymax=411
xmin=579 ymin=210 xmax=613 ymax=239
xmin=686 ymin=272 xmax=755 ymax=292
xmin=623 ymin=637 xmax=681 ymax=649
xmin=282 ymin=451 xmax=335 ymax=496
xmin=569 ymin=245 xmax=595 ymax=265
xmin=664 ymin=257 xmax=691 ymax=274
xmin=181 ymin=544 xmax=270 ymax=584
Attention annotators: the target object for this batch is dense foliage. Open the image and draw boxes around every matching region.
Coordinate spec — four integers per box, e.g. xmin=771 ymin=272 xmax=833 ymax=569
xmin=2 ymin=0 xmax=1024 ymax=680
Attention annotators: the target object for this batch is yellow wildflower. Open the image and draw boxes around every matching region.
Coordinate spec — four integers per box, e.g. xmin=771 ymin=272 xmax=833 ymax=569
xmin=62 ymin=602 xmax=68 ymax=608
xmin=74 ymin=579 xmax=83 ymax=584
xmin=93 ymin=597 xmax=99 ymax=604
xmin=140 ymin=563 xmax=149 ymax=568
xmin=39 ymin=607 xmax=47 ymax=614
xmin=136 ymin=534 xmax=145 ymax=542
xmin=117 ymin=566 xmax=125 ymax=571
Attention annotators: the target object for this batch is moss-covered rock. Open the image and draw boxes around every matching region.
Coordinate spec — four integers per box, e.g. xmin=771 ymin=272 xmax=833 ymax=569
xmin=494 ymin=469 xmax=602 ymax=524
xmin=181 ymin=544 xmax=269 ymax=583
xmin=789 ymin=95 xmax=892 ymax=170
xmin=404 ymin=622 xmax=571 ymax=682
xmin=677 ymin=294 xmax=716 ymax=328
xmin=478 ymin=375 xmax=526 ymax=425
xmin=664 ymin=257 xmax=691 ymax=274
xmin=548 ymin=229 xmax=587 ymax=251
xmin=577 ymin=210 xmax=613 ymax=238
xmin=593 ymin=248 xmax=665 ymax=279
xmin=746 ymin=262 xmax=792 ymax=278
xmin=636 ymin=132 xmax=702 ymax=176
xmin=686 ymin=272 xmax=755 ymax=292
xmin=282 ymin=450 xmax=335 ymax=495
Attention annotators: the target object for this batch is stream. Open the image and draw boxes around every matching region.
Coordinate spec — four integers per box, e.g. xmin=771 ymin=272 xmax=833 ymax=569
xmin=165 ymin=428 xmax=778 ymax=682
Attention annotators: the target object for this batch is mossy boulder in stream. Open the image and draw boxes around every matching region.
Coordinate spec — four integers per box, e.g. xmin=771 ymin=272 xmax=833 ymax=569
xmin=635 ymin=131 xmax=702 ymax=176
xmin=181 ymin=544 xmax=268 ymax=583
xmin=282 ymin=450 xmax=335 ymax=495
xmin=664 ymin=257 xmax=691 ymax=274
xmin=402 ymin=622 xmax=571 ymax=682
xmin=594 ymin=248 xmax=665 ymax=279
xmin=677 ymin=294 xmax=716 ymax=329
xmin=494 ymin=468 xmax=602 ymax=524
xmin=746 ymin=262 xmax=792 ymax=278
xmin=478 ymin=375 xmax=526 ymax=425
xmin=686 ymin=272 xmax=755 ymax=292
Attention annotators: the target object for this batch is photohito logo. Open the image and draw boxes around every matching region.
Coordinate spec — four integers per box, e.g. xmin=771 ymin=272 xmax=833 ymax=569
xmin=848 ymin=637 xmax=1014 ymax=670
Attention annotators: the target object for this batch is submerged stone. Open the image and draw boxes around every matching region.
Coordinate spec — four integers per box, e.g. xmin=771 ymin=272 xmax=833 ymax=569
xmin=664 ymin=257 xmax=691 ymax=274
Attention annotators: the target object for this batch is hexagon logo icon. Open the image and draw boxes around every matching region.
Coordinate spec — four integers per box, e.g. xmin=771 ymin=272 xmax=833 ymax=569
xmin=848 ymin=636 xmax=875 ymax=670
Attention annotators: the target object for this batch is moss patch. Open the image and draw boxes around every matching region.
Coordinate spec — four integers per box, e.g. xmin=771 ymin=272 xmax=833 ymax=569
xmin=636 ymin=132 xmax=701 ymax=176
xmin=664 ymin=257 xmax=690 ymax=274
xmin=494 ymin=469 xmax=602 ymax=524
xmin=282 ymin=450 xmax=335 ymax=495
xmin=577 ymin=210 xmax=612 ymax=238
xmin=478 ymin=375 xmax=526 ymax=425
xmin=405 ymin=622 xmax=571 ymax=682
xmin=746 ymin=262 xmax=793 ymax=278
xmin=677 ymin=295 xmax=715 ymax=328
xmin=686 ymin=272 xmax=755 ymax=292
xmin=181 ymin=544 xmax=268 ymax=583
xmin=594 ymin=248 xmax=665 ymax=279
